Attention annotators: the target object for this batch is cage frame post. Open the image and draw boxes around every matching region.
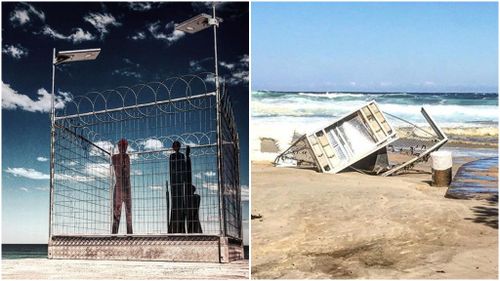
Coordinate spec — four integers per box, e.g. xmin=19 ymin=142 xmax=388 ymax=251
xmin=49 ymin=48 xmax=56 ymax=241
xmin=212 ymin=3 xmax=227 ymax=242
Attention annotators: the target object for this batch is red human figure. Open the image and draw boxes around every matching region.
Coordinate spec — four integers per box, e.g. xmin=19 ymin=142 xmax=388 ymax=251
xmin=111 ymin=138 xmax=133 ymax=234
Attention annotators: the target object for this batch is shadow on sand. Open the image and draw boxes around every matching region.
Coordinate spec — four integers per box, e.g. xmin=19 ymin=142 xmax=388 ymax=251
xmin=465 ymin=195 xmax=498 ymax=229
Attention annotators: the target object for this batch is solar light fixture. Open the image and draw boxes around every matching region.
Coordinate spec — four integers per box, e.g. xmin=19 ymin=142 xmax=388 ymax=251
xmin=54 ymin=48 xmax=101 ymax=65
xmin=175 ymin=13 xmax=222 ymax=34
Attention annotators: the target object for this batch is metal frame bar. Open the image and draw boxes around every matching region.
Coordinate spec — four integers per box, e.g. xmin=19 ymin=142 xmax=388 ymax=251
xmin=56 ymin=124 xmax=111 ymax=156
xmin=49 ymin=48 xmax=56 ymax=241
xmin=52 ymin=234 xmax=221 ymax=238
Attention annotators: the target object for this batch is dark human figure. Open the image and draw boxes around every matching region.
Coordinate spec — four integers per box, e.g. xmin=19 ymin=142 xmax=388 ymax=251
xmin=186 ymin=185 xmax=203 ymax=233
xmin=168 ymin=141 xmax=187 ymax=233
xmin=112 ymin=139 xmax=133 ymax=234
xmin=185 ymin=145 xmax=192 ymax=195
xmin=184 ymin=146 xmax=202 ymax=233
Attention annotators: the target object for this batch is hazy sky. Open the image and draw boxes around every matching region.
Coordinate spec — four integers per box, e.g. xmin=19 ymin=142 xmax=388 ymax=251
xmin=2 ymin=2 xmax=249 ymax=244
xmin=252 ymin=2 xmax=498 ymax=92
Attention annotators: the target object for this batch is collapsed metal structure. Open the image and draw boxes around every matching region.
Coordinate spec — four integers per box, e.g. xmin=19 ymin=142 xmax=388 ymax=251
xmin=274 ymin=101 xmax=448 ymax=176
xmin=48 ymin=73 xmax=243 ymax=262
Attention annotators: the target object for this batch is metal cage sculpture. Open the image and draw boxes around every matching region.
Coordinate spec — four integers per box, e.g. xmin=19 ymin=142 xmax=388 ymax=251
xmin=274 ymin=101 xmax=448 ymax=176
xmin=48 ymin=73 xmax=243 ymax=262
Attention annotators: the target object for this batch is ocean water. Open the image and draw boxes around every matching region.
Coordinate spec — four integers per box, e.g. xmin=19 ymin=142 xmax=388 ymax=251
xmin=2 ymin=244 xmax=48 ymax=259
xmin=252 ymin=91 xmax=498 ymax=160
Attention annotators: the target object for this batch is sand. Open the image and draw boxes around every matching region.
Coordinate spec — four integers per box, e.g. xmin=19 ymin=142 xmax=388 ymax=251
xmin=251 ymin=161 xmax=498 ymax=279
xmin=2 ymin=258 xmax=249 ymax=279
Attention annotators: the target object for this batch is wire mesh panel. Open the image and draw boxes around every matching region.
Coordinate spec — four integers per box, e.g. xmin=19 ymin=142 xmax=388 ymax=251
xmin=53 ymin=125 xmax=111 ymax=235
xmin=220 ymin=93 xmax=241 ymax=239
xmin=50 ymin=74 xmax=238 ymax=238
xmin=274 ymin=135 xmax=317 ymax=169
xmin=381 ymin=108 xmax=448 ymax=176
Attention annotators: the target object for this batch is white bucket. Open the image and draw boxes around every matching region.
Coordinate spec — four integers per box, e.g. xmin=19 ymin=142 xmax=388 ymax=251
xmin=431 ymin=151 xmax=452 ymax=170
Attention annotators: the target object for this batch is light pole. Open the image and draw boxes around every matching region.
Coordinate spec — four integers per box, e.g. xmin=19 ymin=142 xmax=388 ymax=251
xmin=49 ymin=48 xmax=101 ymax=239
xmin=175 ymin=4 xmax=226 ymax=237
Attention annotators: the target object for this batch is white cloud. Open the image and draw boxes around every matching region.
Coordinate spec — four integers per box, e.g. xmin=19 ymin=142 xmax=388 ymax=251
xmin=191 ymin=2 xmax=229 ymax=12
xmin=2 ymin=82 xmax=72 ymax=113
xmin=2 ymin=44 xmax=28 ymax=59
xmin=204 ymin=171 xmax=216 ymax=177
xmin=189 ymin=60 xmax=204 ymax=72
xmin=37 ymin=156 xmax=49 ymax=162
xmin=112 ymin=69 xmax=141 ymax=79
xmin=41 ymin=26 xmax=96 ymax=43
xmin=194 ymin=171 xmax=217 ymax=179
xmin=202 ymin=182 xmax=219 ymax=192
xmin=112 ymin=58 xmax=142 ymax=79
xmin=19 ymin=187 xmax=29 ymax=192
xmin=168 ymin=30 xmax=185 ymax=42
xmin=85 ymin=163 xmax=110 ymax=178
xmin=349 ymin=81 xmax=357 ymax=86
xmin=128 ymin=2 xmax=155 ymax=11
xmin=70 ymin=28 xmax=96 ymax=42
xmin=191 ymin=55 xmax=248 ymax=85
xmin=55 ymin=173 xmax=92 ymax=182
xmin=55 ymin=163 xmax=111 ymax=183
xmin=5 ymin=167 xmax=49 ymax=180
xmin=131 ymin=21 xmax=185 ymax=44
xmin=64 ymin=160 xmax=77 ymax=166
xmin=10 ymin=10 xmax=30 ymax=25
xmin=241 ymin=185 xmax=249 ymax=201
xmin=131 ymin=169 xmax=143 ymax=176
xmin=220 ymin=62 xmax=235 ymax=70
xmin=140 ymin=139 xmax=164 ymax=150
xmin=130 ymin=31 xmax=146 ymax=40
xmin=189 ymin=57 xmax=213 ymax=72
xmin=84 ymin=12 xmax=121 ymax=39
xmin=423 ymin=81 xmax=435 ymax=86
xmin=220 ymin=55 xmax=249 ymax=86
xmin=145 ymin=21 xmax=185 ymax=44
xmin=24 ymin=3 xmax=45 ymax=21
xmin=36 ymin=187 xmax=49 ymax=191
xmin=10 ymin=3 xmax=45 ymax=26
xmin=123 ymin=58 xmax=140 ymax=67
xmin=91 ymin=140 xmax=115 ymax=155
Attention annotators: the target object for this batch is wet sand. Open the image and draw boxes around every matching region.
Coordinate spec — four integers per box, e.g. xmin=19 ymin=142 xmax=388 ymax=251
xmin=2 ymin=258 xmax=249 ymax=279
xmin=251 ymin=159 xmax=498 ymax=279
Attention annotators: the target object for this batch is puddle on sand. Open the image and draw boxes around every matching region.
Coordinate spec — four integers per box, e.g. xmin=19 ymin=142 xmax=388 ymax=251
xmin=446 ymin=157 xmax=498 ymax=199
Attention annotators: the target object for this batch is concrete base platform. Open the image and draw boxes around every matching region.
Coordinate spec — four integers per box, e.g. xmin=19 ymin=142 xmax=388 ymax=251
xmin=48 ymin=235 xmax=243 ymax=263
xmin=2 ymin=258 xmax=249 ymax=279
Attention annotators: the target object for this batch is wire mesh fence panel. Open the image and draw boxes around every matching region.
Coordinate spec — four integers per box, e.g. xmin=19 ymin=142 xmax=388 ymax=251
xmin=221 ymin=93 xmax=241 ymax=239
xmin=383 ymin=109 xmax=448 ymax=175
xmin=52 ymin=125 xmax=111 ymax=235
xmin=51 ymin=74 xmax=238 ymax=238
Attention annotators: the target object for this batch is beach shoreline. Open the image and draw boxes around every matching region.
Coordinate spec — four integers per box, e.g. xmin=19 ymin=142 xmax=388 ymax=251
xmin=2 ymin=258 xmax=249 ymax=279
xmin=251 ymin=160 xmax=497 ymax=279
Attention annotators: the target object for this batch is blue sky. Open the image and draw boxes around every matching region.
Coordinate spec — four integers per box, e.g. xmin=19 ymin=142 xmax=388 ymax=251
xmin=2 ymin=2 xmax=249 ymax=244
xmin=252 ymin=2 xmax=498 ymax=92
